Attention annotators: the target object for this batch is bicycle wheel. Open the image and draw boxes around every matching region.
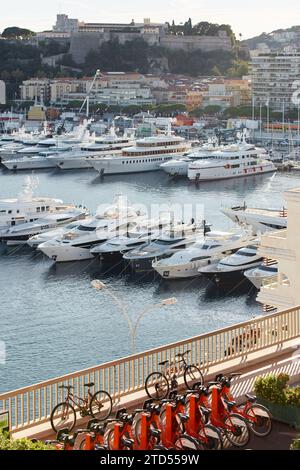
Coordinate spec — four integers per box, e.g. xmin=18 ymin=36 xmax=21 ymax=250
xmin=198 ymin=424 xmax=223 ymax=450
xmin=224 ymin=413 xmax=250 ymax=448
xmin=90 ymin=390 xmax=112 ymax=421
xmin=184 ymin=365 xmax=204 ymax=389
xmin=174 ymin=434 xmax=204 ymax=450
xmin=50 ymin=402 xmax=76 ymax=433
xmin=244 ymin=404 xmax=272 ymax=437
xmin=145 ymin=372 xmax=169 ymax=400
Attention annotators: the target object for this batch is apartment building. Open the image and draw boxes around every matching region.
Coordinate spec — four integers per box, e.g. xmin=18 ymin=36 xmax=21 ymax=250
xmin=19 ymin=79 xmax=51 ymax=102
xmin=257 ymin=188 xmax=300 ymax=311
xmin=251 ymin=52 xmax=300 ymax=111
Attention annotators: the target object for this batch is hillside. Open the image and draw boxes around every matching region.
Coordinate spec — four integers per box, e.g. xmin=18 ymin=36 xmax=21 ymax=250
xmin=243 ymin=25 xmax=300 ymax=51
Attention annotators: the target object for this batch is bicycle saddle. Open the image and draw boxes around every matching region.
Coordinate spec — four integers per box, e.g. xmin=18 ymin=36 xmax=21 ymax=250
xmin=177 ymin=413 xmax=189 ymax=423
xmin=200 ymin=406 xmax=211 ymax=418
xmin=59 ymin=385 xmax=74 ymax=390
xmin=122 ymin=437 xmax=134 ymax=448
xmin=158 ymin=360 xmax=169 ymax=366
xmin=223 ymin=398 xmax=236 ymax=410
xmin=245 ymin=393 xmax=257 ymax=403
xmin=84 ymin=382 xmax=95 ymax=388
xmin=150 ymin=428 xmax=161 ymax=439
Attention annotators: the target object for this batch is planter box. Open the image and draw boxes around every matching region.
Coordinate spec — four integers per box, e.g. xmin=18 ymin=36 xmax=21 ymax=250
xmin=258 ymin=397 xmax=300 ymax=430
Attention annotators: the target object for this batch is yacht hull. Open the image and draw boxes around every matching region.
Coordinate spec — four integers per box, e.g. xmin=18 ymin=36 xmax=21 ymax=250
xmin=39 ymin=243 xmax=94 ymax=262
xmin=2 ymin=159 xmax=55 ymax=170
xmin=90 ymin=155 xmax=176 ymax=175
xmin=188 ymin=164 xmax=275 ymax=182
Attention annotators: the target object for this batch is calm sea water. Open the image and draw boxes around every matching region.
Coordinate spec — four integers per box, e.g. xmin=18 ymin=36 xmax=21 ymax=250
xmin=1 ymin=167 xmax=300 ymax=393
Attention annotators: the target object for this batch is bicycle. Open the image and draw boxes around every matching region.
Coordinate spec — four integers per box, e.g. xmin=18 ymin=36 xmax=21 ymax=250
xmin=160 ymin=396 xmax=204 ymax=450
xmin=208 ymin=381 xmax=251 ymax=448
xmin=133 ymin=399 xmax=163 ymax=450
xmin=45 ymin=427 xmax=89 ymax=450
xmin=145 ymin=350 xmax=204 ymax=400
xmin=50 ymin=382 xmax=113 ymax=433
xmin=184 ymin=386 xmax=224 ymax=450
xmin=78 ymin=418 xmax=113 ymax=450
xmin=106 ymin=408 xmax=136 ymax=450
xmin=214 ymin=373 xmax=272 ymax=437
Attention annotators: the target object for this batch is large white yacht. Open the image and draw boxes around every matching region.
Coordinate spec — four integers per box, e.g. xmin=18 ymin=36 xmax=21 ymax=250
xmin=38 ymin=196 xmax=146 ymax=262
xmin=2 ymin=146 xmax=75 ymax=170
xmin=0 ymin=176 xmax=73 ymax=231
xmin=47 ymin=135 xmax=135 ymax=170
xmin=1 ymin=207 xmax=89 ymax=245
xmin=199 ymin=245 xmax=262 ymax=284
xmin=187 ymin=143 xmax=276 ymax=182
xmin=123 ymin=222 xmax=207 ymax=272
xmin=160 ymin=143 xmax=222 ymax=177
xmin=27 ymin=219 xmax=92 ymax=248
xmin=152 ymin=232 xmax=254 ymax=279
xmin=90 ymin=217 xmax=172 ymax=259
xmin=221 ymin=204 xmax=287 ymax=235
xmin=88 ymin=134 xmax=191 ymax=175
xmin=244 ymin=261 xmax=278 ymax=289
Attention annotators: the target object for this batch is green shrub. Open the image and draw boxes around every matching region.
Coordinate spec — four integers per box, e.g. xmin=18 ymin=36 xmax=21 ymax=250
xmin=0 ymin=430 xmax=53 ymax=450
xmin=254 ymin=373 xmax=300 ymax=408
xmin=290 ymin=438 xmax=300 ymax=450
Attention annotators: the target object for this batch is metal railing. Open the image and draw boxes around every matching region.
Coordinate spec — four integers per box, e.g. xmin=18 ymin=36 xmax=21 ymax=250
xmin=1 ymin=306 xmax=299 ymax=434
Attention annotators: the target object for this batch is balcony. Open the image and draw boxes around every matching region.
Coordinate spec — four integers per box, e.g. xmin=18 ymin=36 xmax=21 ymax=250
xmin=257 ymin=230 xmax=296 ymax=261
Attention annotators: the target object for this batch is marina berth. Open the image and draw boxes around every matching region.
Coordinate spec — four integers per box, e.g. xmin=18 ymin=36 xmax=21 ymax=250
xmin=90 ymin=217 xmax=172 ymax=259
xmin=221 ymin=204 xmax=287 ymax=235
xmin=27 ymin=218 xmax=93 ymax=248
xmin=198 ymin=245 xmax=263 ymax=285
xmin=0 ymin=207 xmax=89 ymax=245
xmin=187 ymin=143 xmax=276 ymax=182
xmin=47 ymin=135 xmax=135 ymax=170
xmin=152 ymin=231 xmax=254 ymax=279
xmin=38 ymin=195 xmax=146 ymax=262
xmin=88 ymin=134 xmax=191 ymax=175
xmin=244 ymin=261 xmax=278 ymax=289
xmin=123 ymin=221 xmax=208 ymax=272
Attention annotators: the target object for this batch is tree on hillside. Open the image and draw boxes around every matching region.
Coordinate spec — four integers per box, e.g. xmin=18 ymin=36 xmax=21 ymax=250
xmin=2 ymin=27 xmax=35 ymax=39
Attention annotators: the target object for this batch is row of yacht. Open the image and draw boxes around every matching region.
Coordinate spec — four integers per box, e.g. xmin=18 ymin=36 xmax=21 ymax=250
xmin=0 ymin=177 xmax=283 ymax=291
xmin=0 ymin=126 xmax=276 ymax=182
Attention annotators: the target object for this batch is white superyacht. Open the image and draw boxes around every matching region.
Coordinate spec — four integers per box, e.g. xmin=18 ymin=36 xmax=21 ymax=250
xmin=188 ymin=143 xmax=276 ymax=182
xmin=88 ymin=133 xmax=191 ymax=175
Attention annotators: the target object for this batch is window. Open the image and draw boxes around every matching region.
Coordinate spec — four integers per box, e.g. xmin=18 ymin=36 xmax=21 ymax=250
xmin=77 ymin=225 xmax=97 ymax=232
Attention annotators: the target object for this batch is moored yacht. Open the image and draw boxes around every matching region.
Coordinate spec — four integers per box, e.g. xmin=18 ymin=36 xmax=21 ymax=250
xmin=38 ymin=196 xmax=146 ymax=262
xmin=88 ymin=134 xmax=191 ymax=175
xmin=0 ymin=176 xmax=70 ymax=231
xmin=27 ymin=219 xmax=92 ymax=248
xmin=187 ymin=143 xmax=276 ymax=182
xmin=1 ymin=207 xmax=89 ymax=245
xmin=199 ymin=245 xmax=262 ymax=284
xmin=160 ymin=143 xmax=222 ymax=177
xmin=244 ymin=261 xmax=278 ymax=289
xmin=123 ymin=222 xmax=208 ymax=272
xmin=90 ymin=217 xmax=172 ymax=259
xmin=221 ymin=204 xmax=287 ymax=235
xmin=152 ymin=232 xmax=254 ymax=279
xmin=48 ymin=135 xmax=135 ymax=170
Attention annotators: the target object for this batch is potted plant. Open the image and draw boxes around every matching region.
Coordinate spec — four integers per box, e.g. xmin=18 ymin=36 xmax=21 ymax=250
xmin=254 ymin=373 xmax=300 ymax=430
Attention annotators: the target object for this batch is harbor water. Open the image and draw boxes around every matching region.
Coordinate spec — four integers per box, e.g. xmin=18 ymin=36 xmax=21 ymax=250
xmin=1 ymin=168 xmax=299 ymax=393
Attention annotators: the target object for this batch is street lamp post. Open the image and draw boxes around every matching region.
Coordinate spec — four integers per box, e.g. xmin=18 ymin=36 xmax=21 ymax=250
xmin=91 ymin=280 xmax=177 ymax=354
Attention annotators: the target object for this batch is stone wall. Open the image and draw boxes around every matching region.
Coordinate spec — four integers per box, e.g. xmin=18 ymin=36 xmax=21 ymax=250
xmin=70 ymin=32 xmax=233 ymax=65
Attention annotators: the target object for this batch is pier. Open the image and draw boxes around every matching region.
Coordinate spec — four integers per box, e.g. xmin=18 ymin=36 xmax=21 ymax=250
xmin=0 ymin=305 xmax=299 ymax=441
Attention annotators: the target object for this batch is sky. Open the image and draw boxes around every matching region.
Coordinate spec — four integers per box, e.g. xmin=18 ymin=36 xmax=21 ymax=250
xmin=0 ymin=0 xmax=300 ymax=39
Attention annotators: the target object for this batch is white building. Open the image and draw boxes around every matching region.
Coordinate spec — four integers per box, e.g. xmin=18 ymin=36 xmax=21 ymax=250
xmin=251 ymin=52 xmax=300 ymax=111
xmin=0 ymin=81 xmax=6 ymax=105
xmin=20 ymin=79 xmax=50 ymax=102
xmin=53 ymin=14 xmax=79 ymax=33
xmin=257 ymin=188 xmax=300 ymax=310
